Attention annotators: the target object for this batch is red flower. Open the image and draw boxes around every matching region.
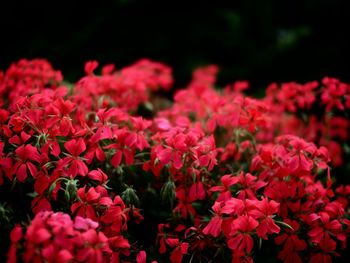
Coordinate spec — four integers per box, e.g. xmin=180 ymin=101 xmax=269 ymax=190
xmin=7 ymin=225 xmax=23 ymax=262
xmin=247 ymin=198 xmax=280 ymax=239
xmin=194 ymin=135 xmax=217 ymax=171
xmin=31 ymin=196 xmax=52 ymax=214
xmin=71 ymin=187 xmax=101 ymax=221
xmin=75 ymin=229 xmax=110 ymax=262
xmin=61 ymin=138 xmax=88 ymax=177
xmin=13 ymin=144 xmax=41 ymax=182
xmin=166 ymin=238 xmax=189 ymax=263
xmin=46 ymin=97 xmax=75 ymax=136
xmin=9 ymin=211 xmax=113 ymax=263
xmin=100 ymin=196 xmax=128 ymax=236
xmin=174 ymin=188 xmax=196 ymax=218
xmin=308 ymin=212 xmax=342 ymax=244
xmin=235 ymin=172 xmax=267 ymax=200
xmin=203 ymin=202 xmax=223 ymax=237
xmin=228 ymin=215 xmax=259 ymax=253
xmin=277 ymin=135 xmax=316 ymax=173
xmin=87 ymin=169 xmax=108 ymax=184
xmin=210 ymin=174 xmax=239 ymax=202
xmin=321 ymin=77 xmax=347 ymax=111
xmin=155 ymin=145 xmax=183 ymax=170
xmin=188 ymin=182 xmax=206 ymax=201
xmin=310 ymin=234 xmax=337 ymax=263
xmin=108 ymin=235 xmax=131 ymax=262
xmin=136 ymin=250 xmax=147 ymax=263
xmin=85 ymin=61 xmax=99 ymax=75
xmin=221 ymin=197 xmax=245 ymax=215
xmin=231 ymin=250 xmax=253 ymax=263
xmin=8 ymin=131 xmax=31 ymax=145
xmin=275 ymin=220 xmax=307 ymax=263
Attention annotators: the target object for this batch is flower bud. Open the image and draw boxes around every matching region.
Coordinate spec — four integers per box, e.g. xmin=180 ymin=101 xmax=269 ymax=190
xmin=122 ymin=187 xmax=139 ymax=207
xmin=160 ymin=180 xmax=176 ymax=207
xmin=65 ymin=179 xmax=79 ymax=202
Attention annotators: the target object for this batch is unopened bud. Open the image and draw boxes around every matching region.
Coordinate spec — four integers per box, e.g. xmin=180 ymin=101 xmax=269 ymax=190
xmin=160 ymin=180 xmax=176 ymax=207
xmin=122 ymin=187 xmax=139 ymax=207
xmin=65 ymin=179 xmax=79 ymax=202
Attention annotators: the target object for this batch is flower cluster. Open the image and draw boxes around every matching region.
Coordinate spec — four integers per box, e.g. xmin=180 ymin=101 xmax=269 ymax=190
xmin=74 ymin=59 xmax=172 ymax=112
xmin=263 ymin=78 xmax=350 ymax=167
xmin=0 ymin=59 xmax=349 ymax=263
xmin=8 ymin=211 xmax=111 ymax=263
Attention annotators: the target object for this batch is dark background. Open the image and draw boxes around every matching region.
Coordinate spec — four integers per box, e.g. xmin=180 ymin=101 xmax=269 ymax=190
xmin=1 ymin=0 xmax=350 ymax=90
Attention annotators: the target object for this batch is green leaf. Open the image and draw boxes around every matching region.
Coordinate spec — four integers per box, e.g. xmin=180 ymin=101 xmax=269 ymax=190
xmin=274 ymin=220 xmax=294 ymax=230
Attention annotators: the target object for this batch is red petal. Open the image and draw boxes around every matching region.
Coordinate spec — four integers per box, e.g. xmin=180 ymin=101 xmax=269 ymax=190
xmin=172 ymin=152 xmax=183 ymax=169
xmin=136 ymin=251 xmax=146 ymax=263
xmin=159 ymin=238 xmax=167 ymax=254
xmin=95 ymin=147 xmax=106 ymax=161
xmin=308 ymin=227 xmax=323 ymax=243
xmin=27 ymin=162 xmax=38 ymax=178
xmin=85 ymin=60 xmax=99 ymax=75
xmin=267 ymin=218 xmax=280 ymax=234
xmin=10 ymin=225 xmax=23 ymax=242
xmin=123 ymin=149 xmax=134 ymax=165
xmin=15 ymin=145 xmax=26 ymax=160
xmin=287 ymin=155 xmax=299 ymax=171
xmin=99 ymin=197 xmax=113 ymax=206
xmin=221 ymin=174 xmax=239 ymax=187
xmin=125 ymin=133 xmax=138 ymax=148
xmin=16 ymin=163 xmax=28 ymax=182
xmin=31 ymin=197 xmax=52 ymax=214
xmin=88 ymin=169 xmax=107 ymax=183
xmin=166 ymin=238 xmax=179 ymax=247
xmin=180 ymin=243 xmax=189 ymax=254
xmin=207 ymin=117 xmax=217 ymax=133
xmin=157 ymin=148 xmax=172 ymax=165
xmin=26 ymin=145 xmax=41 ymax=162
xmin=58 ymin=250 xmax=73 ymax=263
xmin=244 ymin=235 xmax=254 ymax=253
xmin=50 ymin=141 xmax=61 ymax=157
xmin=300 ymin=154 xmax=313 ymax=171
xmin=64 ymin=138 xmax=86 ymax=156
xmin=71 ymin=202 xmax=82 ymax=215
xmin=86 ymin=187 xmax=101 ymax=202
xmin=33 ymin=228 xmax=51 ymax=244
xmin=228 ymin=234 xmax=243 ymax=250
xmin=198 ymin=155 xmax=210 ymax=167
xmin=169 ymin=248 xmax=182 ymax=263
xmin=203 ymin=216 xmax=222 ymax=237
xmin=67 ymin=160 xmax=78 ymax=177
xmin=9 ymin=135 xmax=21 ymax=145
xmin=85 ymin=205 xmax=98 ymax=221
xmin=188 ymin=182 xmax=206 ymax=201
xmin=256 ymin=221 xmax=268 ymax=239
xmin=76 ymin=160 xmax=88 ymax=176
xmin=111 ymin=151 xmax=122 ymax=168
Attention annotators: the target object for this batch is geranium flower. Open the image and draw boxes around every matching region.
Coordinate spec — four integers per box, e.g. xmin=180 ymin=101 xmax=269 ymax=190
xmin=12 ymin=144 xmax=41 ymax=181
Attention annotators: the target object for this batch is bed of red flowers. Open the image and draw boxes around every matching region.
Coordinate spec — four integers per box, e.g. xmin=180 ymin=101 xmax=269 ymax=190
xmin=0 ymin=59 xmax=349 ymax=263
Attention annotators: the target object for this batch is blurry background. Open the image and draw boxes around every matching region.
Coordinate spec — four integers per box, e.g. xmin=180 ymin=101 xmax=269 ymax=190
xmin=1 ymin=0 xmax=350 ymax=91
